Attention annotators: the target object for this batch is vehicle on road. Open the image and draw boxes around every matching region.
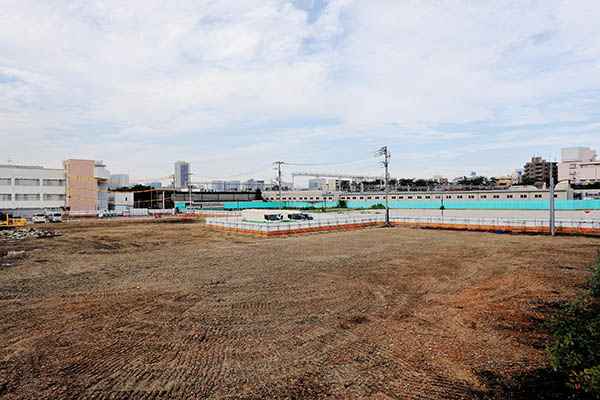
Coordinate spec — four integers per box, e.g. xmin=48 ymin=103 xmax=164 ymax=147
xmin=48 ymin=212 xmax=63 ymax=223
xmin=32 ymin=213 xmax=47 ymax=223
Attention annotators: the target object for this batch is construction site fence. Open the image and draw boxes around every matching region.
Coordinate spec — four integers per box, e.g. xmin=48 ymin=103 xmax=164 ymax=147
xmin=179 ymin=210 xmax=241 ymax=218
xmin=67 ymin=208 xmax=174 ymax=218
xmin=206 ymin=215 xmax=600 ymax=237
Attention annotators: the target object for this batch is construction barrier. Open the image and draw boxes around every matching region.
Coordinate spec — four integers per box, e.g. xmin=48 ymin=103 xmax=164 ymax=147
xmin=206 ymin=215 xmax=600 ymax=237
xmin=178 ymin=210 xmax=241 ymax=218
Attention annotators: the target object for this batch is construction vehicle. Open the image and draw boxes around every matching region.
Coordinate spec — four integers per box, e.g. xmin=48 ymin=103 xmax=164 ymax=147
xmin=0 ymin=212 xmax=27 ymax=229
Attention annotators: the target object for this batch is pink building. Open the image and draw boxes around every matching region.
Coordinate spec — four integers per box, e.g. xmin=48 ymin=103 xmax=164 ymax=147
xmin=558 ymin=147 xmax=600 ymax=183
xmin=64 ymin=159 xmax=110 ymax=212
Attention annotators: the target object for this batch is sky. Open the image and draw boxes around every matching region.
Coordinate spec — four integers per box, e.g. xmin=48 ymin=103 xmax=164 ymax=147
xmin=1 ymin=0 xmax=600 ymax=186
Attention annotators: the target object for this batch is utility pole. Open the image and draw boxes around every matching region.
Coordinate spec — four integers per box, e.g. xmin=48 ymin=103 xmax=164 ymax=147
xmin=162 ymin=191 xmax=165 ymax=210
xmin=377 ymin=146 xmax=391 ymax=227
xmin=550 ymin=169 xmax=555 ymax=236
xmin=274 ymin=161 xmax=284 ymax=210
xmin=188 ymin=172 xmax=193 ymax=213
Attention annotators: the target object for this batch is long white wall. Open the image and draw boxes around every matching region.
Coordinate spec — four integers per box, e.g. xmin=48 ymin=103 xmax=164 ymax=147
xmin=262 ymin=189 xmax=570 ymax=202
xmin=0 ymin=165 xmax=66 ymax=210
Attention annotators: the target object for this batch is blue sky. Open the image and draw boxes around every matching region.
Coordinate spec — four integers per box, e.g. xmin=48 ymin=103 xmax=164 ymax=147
xmin=1 ymin=0 xmax=600 ymax=186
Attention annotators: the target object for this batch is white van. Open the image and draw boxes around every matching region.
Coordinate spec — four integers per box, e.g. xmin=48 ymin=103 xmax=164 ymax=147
xmin=32 ymin=213 xmax=47 ymax=223
xmin=49 ymin=212 xmax=62 ymax=223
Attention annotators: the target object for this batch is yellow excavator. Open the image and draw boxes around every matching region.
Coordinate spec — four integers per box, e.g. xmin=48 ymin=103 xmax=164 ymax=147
xmin=0 ymin=212 xmax=27 ymax=229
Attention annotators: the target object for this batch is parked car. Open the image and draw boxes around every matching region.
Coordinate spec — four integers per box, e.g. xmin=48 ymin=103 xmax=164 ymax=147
xmin=97 ymin=210 xmax=115 ymax=218
xmin=32 ymin=213 xmax=47 ymax=223
xmin=288 ymin=213 xmax=314 ymax=221
xmin=48 ymin=212 xmax=63 ymax=223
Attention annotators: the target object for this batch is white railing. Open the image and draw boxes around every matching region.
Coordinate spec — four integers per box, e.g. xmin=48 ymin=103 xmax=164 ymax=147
xmin=390 ymin=216 xmax=600 ymax=234
xmin=206 ymin=215 xmax=600 ymax=236
xmin=206 ymin=215 xmax=384 ymax=234
xmin=184 ymin=209 xmax=240 ymax=216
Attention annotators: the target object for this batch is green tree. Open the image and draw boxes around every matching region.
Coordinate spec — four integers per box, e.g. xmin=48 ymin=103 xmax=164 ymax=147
xmin=546 ymin=252 xmax=600 ymax=397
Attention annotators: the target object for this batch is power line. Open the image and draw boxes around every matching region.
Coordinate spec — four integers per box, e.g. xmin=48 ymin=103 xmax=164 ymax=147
xmin=282 ymin=152 xmax=379 ymax=167
xmin=193 ymin=163 xmax=274 ymax=179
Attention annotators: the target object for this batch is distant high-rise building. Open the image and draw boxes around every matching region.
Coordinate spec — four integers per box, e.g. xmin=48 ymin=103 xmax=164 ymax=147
xmin=174 ymin=161 xmax=190 ymax=188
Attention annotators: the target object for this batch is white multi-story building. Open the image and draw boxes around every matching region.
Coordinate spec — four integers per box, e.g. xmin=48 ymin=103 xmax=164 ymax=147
xmin=308 ymin=178 xmax=327 ymax=190
xmin=174 ymin=161 xmax=190 ymax=188
xmin=109 ymin=173 xmax=130 ymax=188
xmin=242 ymin=179 xmax=265 ymax=191
xmin=0 ymin=164 xmax=66 ymax=216
xmin=512 ymin=168 xmax=524 ymax=184
xmin=558 ymin=147 xmax=600 ymax=183
xmin=108 ymin=192 xmax=134 ymax=213
xmin=224 ymin=180 xmax=241 ymax=191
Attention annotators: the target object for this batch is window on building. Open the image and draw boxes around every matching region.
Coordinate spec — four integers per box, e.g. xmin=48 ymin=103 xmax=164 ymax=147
xmin=534 ymin=194 xmax=542 ymax=198
xmin=43 ymin=179 xmax=65 ymax=186
xmin=15 ymin=178 xmax=39 ymax=186
xmin=359 ymin=197 xmax=364 ymax=200
xmin=0 ymin=178 xmax=10 ymax=186
xmin=367 ymin=196 xmax=371 ymax=200
xmin=399 ymin=196 xmax=404 ymax=199
xmin=493 ymin=195 xmax=499 ymax=199
xmin=417 ymin=196 xmax=422 ymax=199
xmin=457 ymin=195 xmax=463 ymax=199
xmin=507 ymin=194 xmax=513 ymax=199
xmin=15 ymin=194 xmax=40 ymax=201
xmin=435 ymin=196 xmax=440 ymax=199
xmin=425 ymin=196 xmax=430 ymax=199
xmin=407 ymin=196 xmax=413 ymax=199
xmin=0 ymin=194 xmax=11 ymax=201
xmin=446 ymin=195 xmax=451 ymax=199
xmin=352 ymin=197 xmax=357 ymax=199
xmin=468 ymin=195 xmax=475 ymax=199
xmin=481 ymin=195 xmax=487 ymax=199
xmin=391 ymin=196 xmax=396 ymax=200
xmin=554 ymin=194 xmax=558 ymax=198
xmin=43 ymin=194 xmax=65 ymax=201
xmin=520 ymin=194 xmax=527 ymax=198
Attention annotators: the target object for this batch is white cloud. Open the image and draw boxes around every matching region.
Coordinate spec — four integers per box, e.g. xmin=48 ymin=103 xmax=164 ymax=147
xmin=1 ymin=0 xmax=600 ymax=179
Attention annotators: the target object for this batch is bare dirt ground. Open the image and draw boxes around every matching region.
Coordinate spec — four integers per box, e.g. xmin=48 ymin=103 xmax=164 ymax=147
xmin=0 ymin=218 xmax=598 ymax=399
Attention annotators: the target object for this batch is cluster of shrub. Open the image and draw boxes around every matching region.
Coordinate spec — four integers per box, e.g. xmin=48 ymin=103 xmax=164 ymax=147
xmin=546 ymin=251 xmax=600 ymax=397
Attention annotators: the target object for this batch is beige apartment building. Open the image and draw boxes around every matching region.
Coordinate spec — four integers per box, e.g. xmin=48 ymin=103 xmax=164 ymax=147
xmin=558 ymin=147 xmax=600 ymax=184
